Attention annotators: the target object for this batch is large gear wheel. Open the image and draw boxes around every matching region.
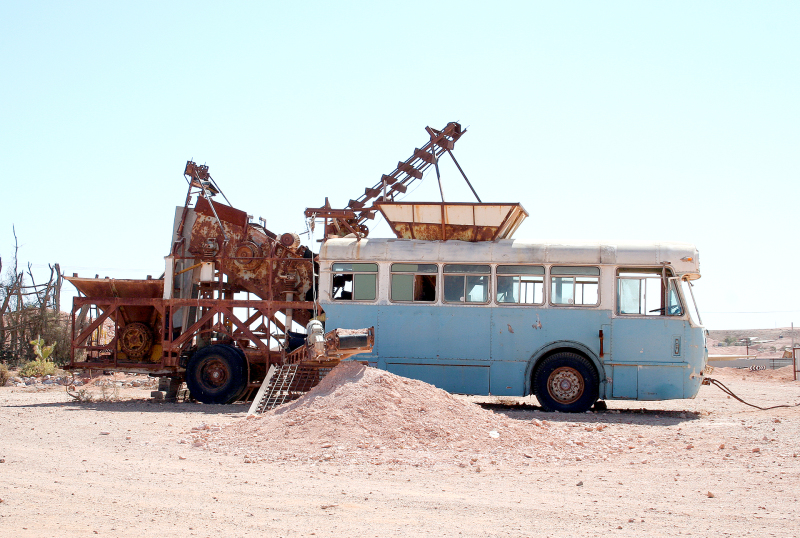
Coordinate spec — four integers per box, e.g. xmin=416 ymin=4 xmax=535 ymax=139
xmin=119 ymin=322 xmax=154 ymax=359
xmin=233 ymin=241 xmax=262 ymax=270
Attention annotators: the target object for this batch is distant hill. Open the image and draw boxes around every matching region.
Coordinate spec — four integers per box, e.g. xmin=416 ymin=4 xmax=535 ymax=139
xmin=707 ymin=327 xmax=798 ymax=359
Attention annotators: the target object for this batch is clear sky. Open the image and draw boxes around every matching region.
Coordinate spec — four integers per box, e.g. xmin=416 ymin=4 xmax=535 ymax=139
xmin=1 ymin=1 xmax=798 ymax=330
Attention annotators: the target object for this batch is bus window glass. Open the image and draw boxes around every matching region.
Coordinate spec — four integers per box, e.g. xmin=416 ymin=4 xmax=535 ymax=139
xmin=550 ymin=267 xmax=599 ymax=306
xmin=618 ymin=278 xmax=642 ymax=314
xmin=443 ymin=265 xmax=489 ymax=303
xmin=391 ymin=263 xmax=437 ymax=302
xmin=617 ymin=268 xmax=682 ymax=316
xmin=496 ymin=265 xmax=544 ymax=304
xmin=331 ymin=263 xmax=378 ymax=301
xmin=576 ymin=276 xmax=599 ymax=304
xmin=667 ymin=280 xmax=683 ymax=315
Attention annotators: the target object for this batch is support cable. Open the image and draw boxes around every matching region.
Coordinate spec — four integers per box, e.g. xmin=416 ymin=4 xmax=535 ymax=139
xmin=307 ymin=218 xmax=318 ymax=320
xmin=446 ymin=148 xmax=482 ymax=203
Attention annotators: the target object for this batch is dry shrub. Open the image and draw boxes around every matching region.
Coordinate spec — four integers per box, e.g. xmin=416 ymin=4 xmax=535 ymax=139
xmin=67 ymin=387 xmax=93 ymax=402
xmin=67 ymin=380 xmax=120 ymax=402
xmin=0 ymin=364 xmax=9 ymax=386
xmin=100 ymin=382 xmax=121 ymax=401
xmin=19 ymin=359 xmax=56 ymax=378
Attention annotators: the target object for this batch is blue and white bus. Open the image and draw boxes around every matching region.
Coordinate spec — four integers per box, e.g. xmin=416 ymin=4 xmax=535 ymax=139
xmin=318 ymin=237 xmax=707 ymax=413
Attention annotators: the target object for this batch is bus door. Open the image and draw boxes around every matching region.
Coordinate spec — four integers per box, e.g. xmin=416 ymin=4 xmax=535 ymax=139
xmin=610 ymin=267 xmax=686 ymax=400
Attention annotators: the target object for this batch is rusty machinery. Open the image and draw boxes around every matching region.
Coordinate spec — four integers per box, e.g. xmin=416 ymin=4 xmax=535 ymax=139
xmin=67 ymin=161 xmax=372 ymax=404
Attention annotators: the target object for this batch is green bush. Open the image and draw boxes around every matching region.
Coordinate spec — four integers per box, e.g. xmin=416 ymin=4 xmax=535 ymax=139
xmin=0 ymin=364 xmax=9 ymax=386
xmin=19 ymin=336 xmax=58 ymax=377
xmin=19 ymin=359 xmax=56 ymax=378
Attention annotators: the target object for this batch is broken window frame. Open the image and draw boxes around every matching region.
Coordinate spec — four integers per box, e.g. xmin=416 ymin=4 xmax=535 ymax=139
xmin=331 ymin=262 xmax=378 ymax=301
xmin=390 ymin=263 xmax=438 ymax=303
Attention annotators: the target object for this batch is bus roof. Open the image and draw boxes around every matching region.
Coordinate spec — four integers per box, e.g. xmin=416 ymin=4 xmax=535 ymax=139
xmin=320 ymin=238 xmax=701 ymax=277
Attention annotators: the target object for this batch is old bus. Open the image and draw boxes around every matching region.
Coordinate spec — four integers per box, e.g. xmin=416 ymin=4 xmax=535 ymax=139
xmin=317 ymin=237 xmax=707 ymax=413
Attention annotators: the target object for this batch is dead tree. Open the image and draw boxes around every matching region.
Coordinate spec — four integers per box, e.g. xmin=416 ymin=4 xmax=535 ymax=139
xmin=0 ymin=227 xmax=66 ymax=366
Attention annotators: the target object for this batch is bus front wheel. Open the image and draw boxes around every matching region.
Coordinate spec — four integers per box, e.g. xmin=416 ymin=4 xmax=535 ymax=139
xmin=533 ymin=352 xmax=599 ymax=413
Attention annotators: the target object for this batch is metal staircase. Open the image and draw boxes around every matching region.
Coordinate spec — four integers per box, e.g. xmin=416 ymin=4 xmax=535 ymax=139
xmin=248 ymin=364 xmax=333 ymax=414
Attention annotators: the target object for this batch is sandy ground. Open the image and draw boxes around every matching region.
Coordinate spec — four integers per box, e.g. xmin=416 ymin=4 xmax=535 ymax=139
xmin=1 ymin=367 xmax=799 ymax=538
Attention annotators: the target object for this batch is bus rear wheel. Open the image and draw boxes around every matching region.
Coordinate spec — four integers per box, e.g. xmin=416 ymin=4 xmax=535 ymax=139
xmin=534 ymin=352 xmax=599 ymax=413
xmin=185 ymin=344 xmax=248 ymax=404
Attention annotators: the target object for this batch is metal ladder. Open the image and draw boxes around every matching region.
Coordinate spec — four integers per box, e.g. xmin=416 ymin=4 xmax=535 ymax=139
xmin=248 ymin=364 xmax=332 ymax=414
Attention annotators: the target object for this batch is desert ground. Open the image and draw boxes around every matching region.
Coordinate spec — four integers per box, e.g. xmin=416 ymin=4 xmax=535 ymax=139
xmin=1 ymin=365 xmax=798 ymax=538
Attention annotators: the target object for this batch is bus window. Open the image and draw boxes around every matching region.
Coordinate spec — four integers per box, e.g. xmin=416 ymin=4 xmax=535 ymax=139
xmin=550 ymin=266 xmax=599 ymax=306
xmin=390 ymin=263 xmax=437 ymax=302
xmin=331 ymin=262 xmax=378 ymax=301
xmin=496 ymin=265 xmax=544 ymax=304
xmin=443 ymin=264 xmax=490 ymax=303
xmin=667 ymin=280 xmax=683 ymax=316
xmin=617 ymin=268 xmax=683 ymax=316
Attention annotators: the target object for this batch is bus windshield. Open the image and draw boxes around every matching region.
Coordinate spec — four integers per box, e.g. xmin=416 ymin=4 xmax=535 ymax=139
xmin=679 ymin=279 xmax=703 ymax=327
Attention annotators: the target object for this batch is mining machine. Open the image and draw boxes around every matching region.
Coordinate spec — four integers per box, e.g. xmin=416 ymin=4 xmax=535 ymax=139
xmin=66 ymin=161 xmax=372 ymax=404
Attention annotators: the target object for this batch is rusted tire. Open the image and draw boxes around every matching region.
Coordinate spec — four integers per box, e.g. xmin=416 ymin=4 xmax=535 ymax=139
xmin=533 ymin=352 xmax=598 ymax=413
xmin=185 ymin=345 xmax=247 ymax=404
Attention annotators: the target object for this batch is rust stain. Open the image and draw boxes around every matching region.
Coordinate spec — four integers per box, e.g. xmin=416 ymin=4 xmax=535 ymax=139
xmin=188 ymin=206 xmax=314 ymax=325
xmin=386 ymin=222 xmax=503 ymax=242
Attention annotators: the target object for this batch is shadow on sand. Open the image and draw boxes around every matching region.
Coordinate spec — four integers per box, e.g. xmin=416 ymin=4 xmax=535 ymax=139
xmin=479 ymin=401 xmax=701 ymax=426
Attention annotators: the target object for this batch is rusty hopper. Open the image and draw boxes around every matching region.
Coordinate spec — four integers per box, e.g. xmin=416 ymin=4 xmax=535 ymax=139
xmin=374 ymin=201 xmax=527 ymax=242
xmin=66 ymin=276 xmax=167 ymax=364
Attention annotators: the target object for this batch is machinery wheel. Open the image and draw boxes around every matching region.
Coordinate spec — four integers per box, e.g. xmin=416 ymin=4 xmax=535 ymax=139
xmin=185 ymin=345 xmax=247 ymax=404
xmin=533 ymin=352 xmax=599 ymax=413
xmin=232 ymin=346 xmax=251 ymax=402
xmin=234 ymin=241 xmax=262 ymax=270
xmin=119 ymin=322 xmax=153 ymax=358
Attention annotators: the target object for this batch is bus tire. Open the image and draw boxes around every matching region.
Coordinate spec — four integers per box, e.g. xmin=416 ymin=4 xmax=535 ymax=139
xmin=533 ymin=352 xmax=599 ymax=413
xmin=185 ymin=344 xmax=248 ymax=404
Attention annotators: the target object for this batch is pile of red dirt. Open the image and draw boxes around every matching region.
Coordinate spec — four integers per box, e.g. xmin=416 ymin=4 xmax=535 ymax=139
xmin=189 ymin=362 xmax=615 ymax=467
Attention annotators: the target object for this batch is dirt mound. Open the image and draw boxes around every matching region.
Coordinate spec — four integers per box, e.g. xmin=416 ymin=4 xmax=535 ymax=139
xmin=272 ymin=361 xmax=506 ymax=446
xmin=190 ymin=363 xmax=614 ymax=466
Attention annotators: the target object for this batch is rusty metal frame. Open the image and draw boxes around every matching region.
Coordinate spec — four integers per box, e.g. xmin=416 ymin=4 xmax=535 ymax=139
xmin=69 ymin=295 xmax=317 ymax=372
xmin=305 ymin=122 xmax=467 ymax=239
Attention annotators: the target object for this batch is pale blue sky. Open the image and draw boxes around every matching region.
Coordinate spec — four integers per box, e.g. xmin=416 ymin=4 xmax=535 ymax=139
xmin=2 ymin=1 xmax=798 ymax=329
